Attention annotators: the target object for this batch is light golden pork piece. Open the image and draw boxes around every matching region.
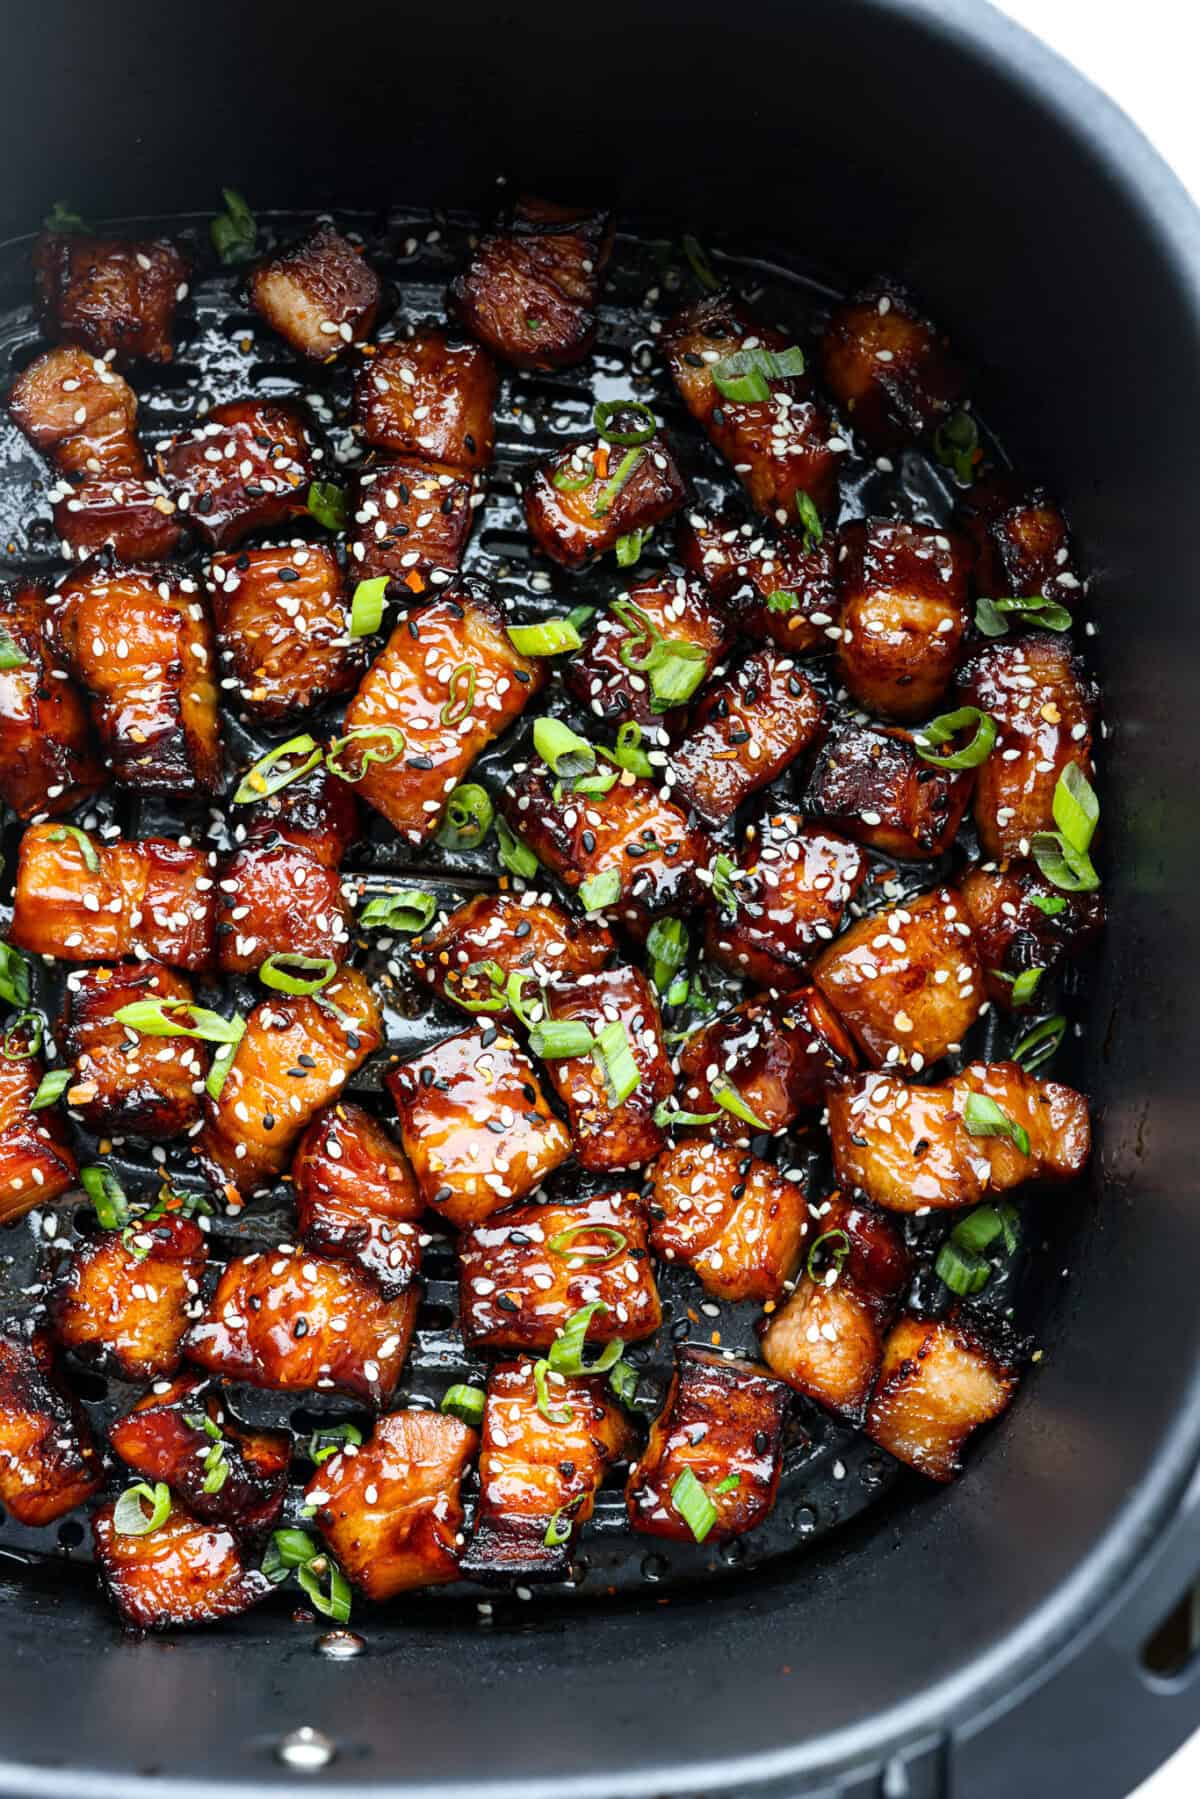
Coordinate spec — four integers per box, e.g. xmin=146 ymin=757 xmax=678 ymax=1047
xmin=821 ymin=278 xmax=966 ymax=448
xmin=249 ymin=223 xmax=380 ymax=359
xmin=648 ymin=1139 xmax=810 ymax=1302
xmin=49 ymin=1213 xmax=207 ymax=1383
xmin=207 ymin=543 xmax=367 ymax=724
xmin=0 ymin=1055 xmax=78 ymax=1224
xmin=292 ymin=1102 xmax=424 ymax=1298
xmin=866 ymin=1314 xmax=1020 ymax=1481
xmin=0 ymin=1324 xmax=102 ymax=1525
xmin=835 ymin=519 xmax=971 ymax=722
xmin=92 ymin=1499 xmax=271 ymax=1631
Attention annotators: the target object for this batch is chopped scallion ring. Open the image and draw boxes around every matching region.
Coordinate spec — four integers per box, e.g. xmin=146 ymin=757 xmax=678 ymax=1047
xmin=528 ymin=1019 xmax=594 ymax=1061
xmin=495 ymin=815 xmax=539 ymax=880
xmin=307 ymin=480 xmax=348 ymax=533
xmin=534 ymin=1358 xmax=574 ymax=1425
xmin=348 ymin=576 xmax=389 ymax=638
xmin=593 ymin=399 xmax=658 ymax=446
xmin=552 ymin=463 xmax=593 ymax=494
xmin=708 ymin=853 xmax=741 ymax=920
xmin=113 ymin=1481 xmax=172 ymax=1537
xmin=710 ymin=343 xmax=805 ymax=404
xmin=1012 ymin=1013 xmax=1067 ymax=1073
xmin=1 ymin=1010 xmax=43 ymax=1061
xmin=974 ymin=592 xmax=1072 ymax=637
xmin=609 ymin=1357 xmax=639 ymax=1407
xmin=1030 ymin=831 xmax=1099 ymax=893
xmin=806 ymin=1228 xmax=851 ymax=1284
xmin=932 ymin=408 xmax=979 ymax=483
xmin=1030 ymin=893 xmax=1067 ymax=917
xmin=81 ymin=1165 xmax=130 ymax=1230
xmin=652 ymin=1099 xmax=721 ymax=1129
xmin=579 ymin=867 xmax=622 ymax=913
xmin=259 ymin=953 xmax=337 ymax=997
xmin=593 ymin=1019 xmax=640 ymax=1105
xmin=441 ymin=1384 xmax=485 ymax=1428
xmin=262 ymin=1529 xmax=321 ymax=1583
xmin=795 ymin=490 xmax=823 ymax=549
xmin=592 ymin=445 xmax=644 ymax=517
xmin=961 ymin=1091 xmax=1031 ymax=1156
xmin=713 ymin=1079 xmax=769 ymax=1132
xmin=543 ymin=1494 xmax=585 ymax=1547
xmin=47 ymin=824 xmax=99 ymax=871
xmin=533 ymin=716 xmax=595 ymax=778
xmin=914 ymin=706 xmax=997 ymax=770
xmin=451 ymin=960 xmax=508 ymax=1014
xmin=360 ymin=889 xmax=439 ymax=933
xmin=30 ymin=1067 xmax=72 ymax=1110
xmin=436 ymin=782 xmax=494 ymax=851
xmin=670 ymin=1467 xmax=718 ymax=1543
xmin=233 ymin=734 xmax=322 ymax=804
xmin=0 ymin=946 xmax=29 ymax=1010
xmin=766 ymin=589 xmax=801 ymax=614
xmin=646 ymin=918 xmax=688 ymax=994
xmin=506 ymin=619 xmax=583 ymax=657
xmin=1053 ymin=761 xmax=1099 ymax=856
xmin=210 ymin=187 xmax=257 ymax=265
xmin=308 ymin=1422 xmax=364 ymax=1466
xmin=297 ymin=1557 xmax=353 ymax=1623
xmin=325 ymin=724 xmax=406 ymax=783
xmin=204 ymin=1027 xmax=244 ymax=1102
xmin=608 ymin=719 xmax=653 ymax=778
xmin=934 ymin=1238 xmax=991 ymax=1296
xmin=547 ymin=1302 xmax=624 ymax=1376
xmin=615 ymin=529 xmax=646 ymax=568
xmin=113 ymin=999 xmax=247 ymax=1044
xmin=548 ymin=1223 xmax=629 ymax=1264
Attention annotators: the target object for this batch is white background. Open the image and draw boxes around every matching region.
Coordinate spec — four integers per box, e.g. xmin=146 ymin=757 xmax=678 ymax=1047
xmin=995 ymin=5 xmax=1197 ymax=1794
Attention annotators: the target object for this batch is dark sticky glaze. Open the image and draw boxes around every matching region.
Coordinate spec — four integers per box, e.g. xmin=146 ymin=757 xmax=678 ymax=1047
xmin=670 ymin=647 xmax=824 ymax=827
xmin=703 ymin=810 xmax=868 ymax=988
xmin=292 ymin=1101 xmax=424 ymax=1298
xmin=821 ymin=278 xmax=965 ymax=448
xmin=60 ymin=961 xmax=208 ymax=1138
xmin=0 ymin=576 xmax=103 ymax=818
xmin=207 ymin=543 xmax=366 ymax=723
xmin=958 ymin=863 xmax=1104 ymax=1010
xmin=49 ymin=1214 xmax=207 ymax=1382
xmin=218 ymin=764 xmax=358 ymax=972
xmin=0 ymin=1055 xmax=78 ymax=1224
xmin=836 ymin=519 xmax=971 ymax=722
xmin=538 ymin=966 xmax=673 ymax=1172
xmin=347 ymin=458 xmax=476 ymax=585
xmin=353 ymin=332 xmax=496 ymax=469
xmin=92 ymin=1499 xmax=272 ymax=1631
xmin=524 ymin=428 xmax=688 ymax=568
xmin=410 ymin=891 xmax=613 ymax=1023
xmin=676 ymin=987 xmax=857 ymax=1141
xmin=958 ymin=472 xmax=1082 ymax=610
xmin=562 ymin=574 xmax=731 ymax=735
xmin=249 ymin=223 xmax=381 ymax=360
xmin=803 ymin=716 xmax=975 ymax=859
xmin=33 ymin=232 xmax=189 ymax=366
xmin=450 ymin=196 xmax=613 ymax=371
xmin=648 ymin=1139 xmax=809 ymax=1302
xmin=0 ymin=1324 xmax=102 ymax=1525
xmin=679 ymin=508 xmax=840 ymax=655
xmin=156 ymin=398 xmax=317 ymax=549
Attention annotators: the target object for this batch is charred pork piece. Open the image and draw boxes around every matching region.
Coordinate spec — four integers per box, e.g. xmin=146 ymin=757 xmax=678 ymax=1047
xmin=0 ymin=1323 xmax=102 ymax=1525
xmin=461 ymin=1357 xmax=633 ymax=1582
xmin=197 ymin=967 xmax=381 ymax=1199
xmin=156 ymin=399 xmax=317 ymax=549
xmin=10 ymin=824 xmax=218 ymax=969
xmin=183 ymin=1249 xmax=418 ymax=1404
xmin=537 ymin=967 xmax=673 ymax=1172
xmin=341 ymin=584 xmax=541 ymax=842
xmin=449 ymin=196 xmax=613 ymax=371
xmin=828 ymin=1060 xmax=1090 ymax=1213
xmin=676 ymin=988 xmax=857 ymax=1142
xmin=866 ymin=1313 xmax=1019 ymax=1481
xmin=410 ymin=891 xmax=613 ymax=1022
xmin=836 ymin=520 xmax=971 ymax=721
xmin=958 ymin=863 xmax=1103 ymax=1009
xmin=109 ymin=1372 xmax=289 ymax=1538
xmin=647 ymin=1139 xmax=810 ymax=1302
xmin=352 ymin=332 xmax=496 ymax=470
xmin=678 ymin=509 xmax=840 ymax=654
xmin=500 ymin=765 xmax=711 ymax=919
xmin=93 ymin=1499 xmax=271 ymax=1631
xmin=0 ymin=577 xmax=103 ymax=818
xmin=49 ymin=1213 xmax=207 ymax=1383
xmin=813 ymin=885 xmax=984 ymax=1071
xmin=306 ymin=1409 xmax=477 ymax=1599
xmin=821 ymin=279 xmax=966 ymax=448
xmin=759 ymin=1193 xmax=911 ymax=1420
xmin=0 ymin=1056 xmax=78 ymax=1223
xmin=347 ymin=459 xmax=476 ymax=588
xmin=957 ymin=633 xmax=1098 ymax=860
xmin=458 ymin=1189 xmax=661 ymax=1350
xmin=703 ymin=810 xmax=868 ymax=987
xmin=626 ymin=1348 xmax=789 ymax=1543
xmin=523 ymin=426 xmax=687 ymax=568
xmin=60 ymin=961 xmax=208 ymax=1138
xmin=561 ymin=576 xmax=731 ymax=734
xmin=959 ymin=473 xmax=1082 ymax=610
xmin=664 ymin=292 xmax=839 ymax=521
xmin=292 ymin=1102 xmax=423 ymax=1298
xmin=386 ymin=1022 xmax=571 ymax=1228
xmin=670 ymin=649 xmax=824 ymax=828
xmin=33 ymin=230 xmax=189 ymax=364
xmin=803 ymin=717 xmax=974 ymax=859
xmin=54 ymin=559 xmax=222 ymax=794
xmin=207 ymin=544 xmax=366 ymax=723
xmin=249 ymin=222 xmax=380 ymax=359
xmin=218 ymin=765 xmax=357 ymax=972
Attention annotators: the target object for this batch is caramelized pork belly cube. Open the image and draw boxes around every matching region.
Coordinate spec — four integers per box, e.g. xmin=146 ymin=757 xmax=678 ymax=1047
xmin=0 ymin=1324 xmax=101 ymax=1524
xmin=249 ymin=222 xmax=380 ymax=359
xmin=626 ymin=1348 xmax=789 ymax=1543
xmin=663 ymin=292 xmax=838 ymax=520
xmin=647 ymin=1139 xmax=809 ymax=1302
xmin=541 ymin=967 xmax=673 ymax=1172
xmin=197 ymin=968 xmax=382 ymax=1198
xmin=0 ymin=1056 xmax=78 ymax=1224
xmin=562 ymin=575 xmax=730 ymax=734
xmin=958 ymin=862 xmax=1103 ymax=1009
xmin=54 ymin=560 xmax=221 ymax=794
xmin=49 ymin=1214 xmax=206 ymax=1382
xmin=386 ymin=1023 xmax=571 ymax=1228
xmin=307 ymin=1409 xmax=476 ymax=1599
xmin=8 ymin=343 xmax=140 ymax=476
xmin=461 ymin=1356 xmax=633 ymax=1582
xmin=676 ymin=988 xmax=856 ymax=1142
xmin=0 ymin=578 xmax=103 ymax=818
xmin=759 ymin=1193 xmax=910 ymax=1420
xmin=449 ymin=195 xmax=612 ymax=371
xmin=957 ymin=633 xmax=1098 ymax=860
xmin=55 ymin=475 xmax=182 ymax=563
xmin=828 ymin=1060 xmax=1090 ymax=1213
xmin=184 ymin=1249 xmax=417 ymax=1403
xmin=803 ymin=718 xmax=974 ymax=859
xmin=352 ymin=332 xmax=496 ymax=469
xmin=341 ymin=585 xmax=542 ymax=842
xmin=499 ymin=766 xmax=710 ymax=919
xmin=10 ymin=825 xmax=217 ymax=969
xmin=233 ymin=758 xmax=359 ymax=864
xmin=960 ymin=475 xmax=1082 ymax=609
xmin=347 ymin=458 xmax=475 ymax=587
xmin=678 ymin=509 xmax=840 ymax=654
xmin=292 ymin=1102 xmax=423 ymax=1298
xmin=813 ymin=885 xmax=983 ymax=1071
xmin=836 ymin=520 xmax=970 ymax=721
xmin=671 ymin=650 xmax=824 ymax=828
xmin=217 ymin=761 xmax=359 ymax=967
xmin=156 ymin=399 xmax=316 ymax=549
xmin=703 ymin=811 xmax=868 ymax=987
xmin=34 ymin=231 xmax=188 ymax=365
xmin=60 ymin=961 xmax=208 ymax=1137
xmin=524 ymin=429 xmax=688 ymax=568
xmin=93 ymin=1499 xmax=271 ymax=1631
xmin=866 ymin=1313 xmax=1019 ymax=1481
xmin=821 ymin=278 xmax=965 ymax=448
xmin=459 ymin=1189 xmax=660 ymax=1349
xmin=207 ymin=543 xmax=364 ymax=723
xmin=411 ymin=891 xmax=613 ymax=1022
xmin=109 ymin=1373 xmax=289 ymax=1538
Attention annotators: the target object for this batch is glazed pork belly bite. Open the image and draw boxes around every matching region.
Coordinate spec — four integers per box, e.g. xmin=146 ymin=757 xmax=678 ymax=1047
xmin=678 ymin=507 xmax=840 ymax=654
xmin=156 ymin=398 xmax=318 ymax=549
xmin=450 ymin=196 xmax=613 ymax=371
xmin=207 ymin=543 xmax=367 ymax=724
xmin=821 ymin=277 xmax=966 ymax=449
xmin=217 ymin=764 xmax=357 ymax=972
xmin=249 ymin=222 xmax=381 ymax=359
xmin=523 ymin=414 xmax=688 ymax=568
xmin=0 ymin=1324 xmax=102 ymax=1525
xmin=0 ymin=577 xmax=103 ymax=819
xmin=33 ymin=229 xmax=189 ymax=365
xmin=835 ymin=519 xmax=971 ymax=722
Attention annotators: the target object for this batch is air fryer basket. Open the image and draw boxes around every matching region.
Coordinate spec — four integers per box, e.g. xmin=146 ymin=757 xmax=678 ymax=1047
xmin=2 ymin=1 xmax=1200 ymax=1796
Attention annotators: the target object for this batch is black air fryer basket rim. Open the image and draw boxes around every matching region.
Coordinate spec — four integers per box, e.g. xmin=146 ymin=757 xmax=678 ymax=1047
xmin=1 ymin=1 xmax=1200 ymax=1795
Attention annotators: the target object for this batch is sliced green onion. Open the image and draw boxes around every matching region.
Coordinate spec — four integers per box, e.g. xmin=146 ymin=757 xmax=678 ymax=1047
xmin=534 ymin=1358 xmax=574 ymax=1425
xmin=361 ymin=889 xmax=438 ymax=933
xmin=436 ymin=782 xmax=494 ymax=851
xmin=262 ymin=1529 xmax=321 ymax=1583
xmin=1012 ymin=1014 xmax=1067 ymax=1073
xmin=297 ymin=1556 xmax=352 ymax=1623
xmin=504 ymin=972 xmax=542 ymax=1030
xmin=308 ymin=1422 xmax=364 ymax=1466
xmin=81 ymin=1165 xmax=130 ymax=1229
xmin=962 ymin=1091 xmax=1031 ymax=1156
xmin=507 ymin=620 xmax=583 ymax=657
xmin=202 ymin=1440 xmax=230 ymax=1494
xmin=710 ymin=344 xmax=805 ymax=404
xmin=533 ymin=716 xmax=595 ymax=778
xmin=233 ymin=734 xmax=322 ymax=804
xmin=806 ymin=1228 xmax=851 ymax=1284
xmin=592 ymin=446 xmax=644 ymax=518
xmin=579 ymin=868 xmax=622 ymax=914
xmin=325 ymin=724 xmax=407 ymax=783
xmin=615 ymin=529 xmax=646 ymax=568
xmin=665 ymin=975 xmax=690 ymax=1007
xmin=594 ymin=400 xmax=657 ymax=447
xmin=114 ymin=999 xmax=246 ymax=1044
xmin=914 ymin=706 xmax=997 ymax=770
xmin=113 ymin=1481 xmax=171 ymax=1537
xmin=205 ymin=1018 xmax=246 ymax=1102
xmin=1030 ymin=831 xmax=1099 ymax=893
xmin=259 ymin=953 xmax=336 ymax=997
xmin=766 ymin=589 xmax=801 ymax=614
xmin=647 ymin=641 xmax=707 ymax=712
xmin=933 ymin=409 xmax=979 ymax=482
xmin=682 ymin=233 xmax=720 ymax=293
xmin=571 ymin=768 xmax=620 ymax=798
xmin=0 ymin=945 xmax=29 ymax=1011
xmin=31 ymin=1067 xmax=72 ymax=1109
xmin=0 ymin=626 xmax=27 ymax=670
xmin=307 ymin=480 xmax=348 ymax=533
xmin=935 ymin=1238 xmax=991 ymax=1295
xmin=44 ymin=200 xmax=89 ymax=234
xmin=452 ymin=960 xmax=507 ymax=1013
xmin=349 ymin=576 xmax=389 ymax=638
xmin=974 ymin=592 xmax=1072 ymax=637
xmin=495 ymin=815 xmax=539 ymax=880
xmin=1053 ymin=762 xmax=1099 ymax=856
xmin=709 ymin=853 xmax=740 ymax=919
xmin=795 ymin=490 xmax=823 ymax=549
xmin=543 ymin=1494 xmax=584 ymax=1547
xmin=548 ymin=1223 xmax=629 ymax=1264
xmin=953 ymin=1202 xmax=1020 ymax=1256
xmin=612 ymin=596 xmax=661 ymax=667
xmin=1009 ymin=967 xmax=1043 ymax=1005
xmin=45 ymin=824 xmax=98 ymax=871
xmin=671 ymin=1467 xmax=718 ymax=1543
xmin=714 ymin=1473 xmax=742 ymax=1494
xmin=547 ymin=1302 xmax=623 ymax=1376
xmin=1030 ymin=893 xmax=1067 ymax=917
xmin=653 ymin=1099 xmax=721 ymax=1129
xmin=566 ymin=604 xmax=596 ymax=633
xmin=609 ymin=719 xmax=653 ymax=778
xmin=210 ymin=187 xmax=257 ymax=264
xmin=609 ymin=1357 xmax=639 ymax=1407
xmin=593 ymin=1020 xmax=640 ymax=1106
xmin=528 ymin=1019 xmax=594 ymax=1060
xmin=646 ymin=918 xmax=688 ymax=995
xmin=2 ymin=1011 xmax=43 ymax=1060
xmin=713 ymin=1078 xmax=769 ymax=1132
xmin=441 ymin=1383 xmax=485 ymax=1427
xmin=552 ymin=462 xmax=593 ymax=495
